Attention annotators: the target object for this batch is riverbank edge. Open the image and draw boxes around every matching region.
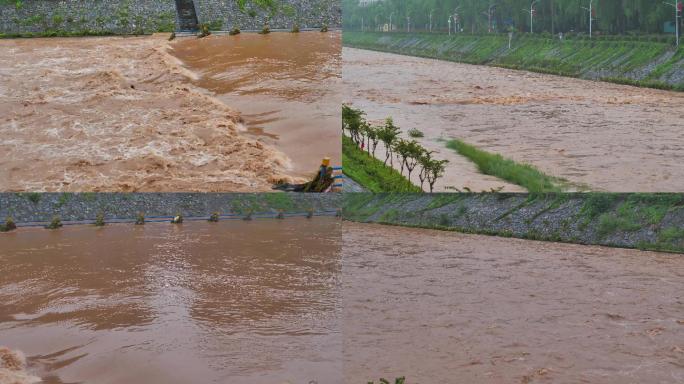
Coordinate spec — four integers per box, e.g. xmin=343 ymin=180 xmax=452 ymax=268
xmin=343 ymin=193 xmax=684 ymax=253
xmin=342 ymin=135 xmax=420 ymax=193
xmin=343 ymin=32 xmax=684 ymax=91
xmin=0 ymin=193 xmax=341 ymax=224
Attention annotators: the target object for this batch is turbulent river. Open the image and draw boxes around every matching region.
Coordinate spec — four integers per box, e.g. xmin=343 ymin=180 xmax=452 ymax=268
xmin=343 ymin=222 xmax=684 ymax=383
xmin=343 ymin=47 xmax=684 ymax=192
xmin=0 ymin=218 xmax=342 ymax=384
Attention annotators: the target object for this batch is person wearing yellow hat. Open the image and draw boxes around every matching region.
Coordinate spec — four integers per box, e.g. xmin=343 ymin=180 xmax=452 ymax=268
xmin=319 ymin=157 xmax=331 ymax=180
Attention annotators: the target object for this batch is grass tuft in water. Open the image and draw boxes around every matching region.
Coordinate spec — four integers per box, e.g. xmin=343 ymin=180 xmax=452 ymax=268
xmin=46 ymin=216 xmax=63 ymax=229
xmin=446 ymin=139 xmax=562 ymax=193
xmin=135 ymin=212 xmax=145 ymax=225
xmin=94 ymin=213 xmax=106 ymax=227
xmin=0 ymin=217 xmax=17 ymax=232
xmin=407 ymin=128 xmax=424 ymax=138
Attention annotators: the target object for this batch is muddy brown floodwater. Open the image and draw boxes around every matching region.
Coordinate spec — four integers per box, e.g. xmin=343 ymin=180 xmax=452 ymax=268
xmin=0 ymin=218 xmax=341 ymax=384
xmin=343 ymin=222 xmax=684 ymax=383
xmin=343 ymin=47 xmax=684 ymax=192
xmin=0 ymin=33 xmax=339 ymax=192
xmin=171 ymin=32 xmax=342 ymax=180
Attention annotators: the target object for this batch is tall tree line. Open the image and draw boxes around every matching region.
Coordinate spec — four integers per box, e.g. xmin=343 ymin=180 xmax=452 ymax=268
xmin=343 ymin=0 xmax=681 ymax=35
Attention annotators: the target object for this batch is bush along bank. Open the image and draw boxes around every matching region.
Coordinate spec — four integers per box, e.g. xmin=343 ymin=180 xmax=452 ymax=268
xmin=343 ymin=193 xmax=684 ymax=253
xmin=343 ymin=32 xmax=684 ymax=91
xmin=0 ymin=193 xmax=341 ymax=225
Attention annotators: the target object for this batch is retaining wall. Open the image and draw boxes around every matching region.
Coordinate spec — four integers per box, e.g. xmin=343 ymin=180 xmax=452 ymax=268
xmin=0 ymin=0 xmax=340 ymax=35
xmin=0 ymin=193 xmax=341 ymax=223
xmin=344 ymin=193 xmax=684 ymax=253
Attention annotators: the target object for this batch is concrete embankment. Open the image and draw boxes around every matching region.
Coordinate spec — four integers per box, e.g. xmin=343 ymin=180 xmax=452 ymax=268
xmin=0 ymin=193 xmax=341 ymax=224
xmin=344 ymin=193 xmax=684 ymax=253
xmin=343 ymin=32 xmax=684 ymax=90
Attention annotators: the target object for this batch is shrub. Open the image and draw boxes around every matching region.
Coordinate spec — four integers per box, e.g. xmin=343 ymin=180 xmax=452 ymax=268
xmin=46 ymin=216 xmax=62 ymax=229
xmin=408 ymin=128 xmax=424 ymax=138
xmin=94 ymin=213 xmax=105 ymax=227
xmin=198 ymin=23 xmax=210 ymax=38
xmin=208 ymin=212 xmax=220 ymax=222
xmin=5 ymin=217 xmax=16 ymax=231
xmin=229 ymin=27 xmax=240 ymax=35
xmin=135 ymin=212 xmax=145 ymax=225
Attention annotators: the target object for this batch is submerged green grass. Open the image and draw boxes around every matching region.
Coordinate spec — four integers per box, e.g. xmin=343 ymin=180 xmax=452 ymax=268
xmin=445 ymin=139 xmax=563 ymax=193
xmin=343 ymin=135 xmax=421 ymax=193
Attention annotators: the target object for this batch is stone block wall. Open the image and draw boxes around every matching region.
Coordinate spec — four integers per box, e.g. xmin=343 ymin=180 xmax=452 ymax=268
xmin=0 ymin=0 xmax=340 ymax=35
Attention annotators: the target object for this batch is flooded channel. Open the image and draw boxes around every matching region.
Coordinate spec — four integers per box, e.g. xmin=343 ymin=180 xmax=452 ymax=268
xmin=0 ymin=218 xmax=342 ymax=384
xmin=343 ymin=222 xmax=684 ymax=383
xmin=343 ymin=47 xmax=684 ymax=192
xmin=171 ymin=32 xmax=342 ymax=179
xmin=0 ymin=33 xmax=340 ymax=192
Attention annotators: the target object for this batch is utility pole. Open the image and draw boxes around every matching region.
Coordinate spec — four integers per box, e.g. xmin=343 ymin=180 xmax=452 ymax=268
xmin=582 ymin=0 xmax=594 ymax=38
xmin=407 ymin=15 xmax=410 ymax=32
xmin=665 ymin=1 xmax=681 ymax=47
xmin=453 ymin=6 xmax=461 ymax=34
xmin=448 ymin=16 xmax=452 ymax=35
xmin=523 ymin=0 xmax=538 ymax=33
xmin=389 ymin=11 xmax=394 ymax=32
xmin=487 ymin=4 xmax=496 ymax=33
xmin=429 ymin=10 xmax=433 ymax=32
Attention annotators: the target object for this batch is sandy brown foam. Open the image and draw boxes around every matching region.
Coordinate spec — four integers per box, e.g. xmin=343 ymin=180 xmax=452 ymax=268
xmin=0 ymin=347 xmax=40 ymax=384
xmin=0 ymin=35 xmax=299 ymax=192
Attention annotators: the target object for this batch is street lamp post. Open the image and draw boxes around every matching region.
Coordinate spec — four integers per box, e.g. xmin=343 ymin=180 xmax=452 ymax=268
xmin=582 ymin=0 xmax=594 ymax=38
xmin=448 ymin=16 xmax=452 ymax=35
xmin=530 ymin=0 xmax=538 ymax=33
xmin=429 ymin=10 xmax=433 ymax=32
xmin=407 ymin=15 xmax=410 ymax=32
xmin=389 ymin=12 xmax=394 ymax=32
xmin=487 ymin=4 xmax=496 ymax=33
xmin=665 ymin=1 xmax=681 ymax=47
xmin=453 ymin=6 xmax=461 ymax=34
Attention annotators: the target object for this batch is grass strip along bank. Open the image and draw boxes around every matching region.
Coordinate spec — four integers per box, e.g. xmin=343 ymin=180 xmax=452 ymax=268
xmin=446 ymin=139 xmax=566 ymax=193
xmin=343 ymin=32 xmax=684 ymax=91
xmin=343 ymin=135 xmax=421 ymax=192
xmin=343 ymin=193 xmax=684 ymax=253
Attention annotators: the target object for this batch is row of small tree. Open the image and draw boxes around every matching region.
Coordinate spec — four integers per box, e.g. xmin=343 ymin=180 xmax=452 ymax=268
xmin=343 ymin=105 xmax=448 ymax=193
